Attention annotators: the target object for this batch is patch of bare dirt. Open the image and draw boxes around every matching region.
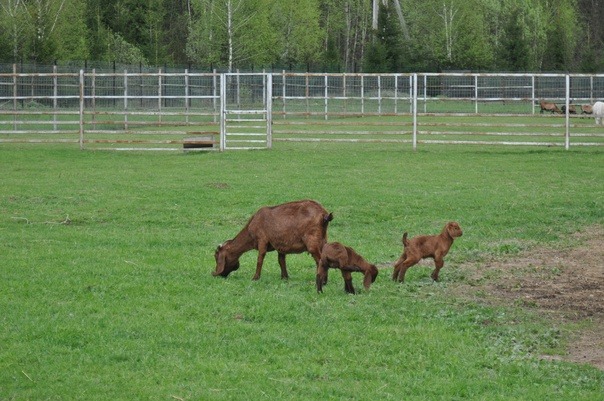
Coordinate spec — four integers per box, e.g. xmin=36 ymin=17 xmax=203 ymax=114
xmin=450 ymin=225 xmax=604 ymax=370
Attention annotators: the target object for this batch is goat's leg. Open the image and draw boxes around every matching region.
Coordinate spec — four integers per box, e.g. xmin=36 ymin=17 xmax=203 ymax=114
xmin=392 ymin=257 xmax=403 ymax=281
xmin=252 ymin=245 xmax=267 ymax=280
xmin=395 ymin=258 xmax=417 ymax=282
xmin=392 ymin=262 xmax=400 ymax=281
xmin=277 ymin=252 xmax=289 ymax=280
xmin=431 ymin=258 xmax=444 ymax=281
xmin=363 ymin=271 xmax=373 ymax=290
xmin=341 ymin=270 xmax=355 ymax=294
xmin=311 ymin=249 xmax=328 ymax=285
xmin=316 ymin=259 xmax=328 ymax=293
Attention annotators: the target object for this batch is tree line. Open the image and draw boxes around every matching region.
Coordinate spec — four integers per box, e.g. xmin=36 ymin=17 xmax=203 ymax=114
xmin=1 ymin=0 xmax=602 ymax=72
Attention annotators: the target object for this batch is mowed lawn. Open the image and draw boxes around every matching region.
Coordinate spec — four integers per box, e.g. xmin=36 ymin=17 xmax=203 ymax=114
xmin=1 ymin=142 xmax=603 ymax=400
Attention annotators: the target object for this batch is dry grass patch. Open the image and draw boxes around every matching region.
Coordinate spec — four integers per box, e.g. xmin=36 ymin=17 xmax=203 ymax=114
xmin=449 ymin=225 xmax=604 ymax=370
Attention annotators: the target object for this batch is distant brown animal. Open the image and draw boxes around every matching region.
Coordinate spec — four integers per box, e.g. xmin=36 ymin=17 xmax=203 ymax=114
xmin=213 ymin=200 xmax=333 ymax=280
xmin=316 ymin=242 xmax=378 ymax=294
xmin=392 ymin=222 xmax=463 ymax=283
xmin=561 ymin=104 xmax=576 ymax=114
xmin=581 ymin=104 xmax=593 ymax=114
xmin=539 ymin=101 xmax=561 ymax=114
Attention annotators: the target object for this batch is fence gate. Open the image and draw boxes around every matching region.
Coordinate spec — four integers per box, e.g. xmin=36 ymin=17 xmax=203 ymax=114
xmin=220 ymin=73 xmax=272 ymax=150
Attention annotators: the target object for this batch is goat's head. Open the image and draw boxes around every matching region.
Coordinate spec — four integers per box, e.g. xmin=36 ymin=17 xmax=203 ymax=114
xmin=446 ymin=221 xmax=463 ymax=238
xmin=363 ymin=264 xmax=379 ymax=289
xmin=212 ymin=240 xmax=240 ymax=277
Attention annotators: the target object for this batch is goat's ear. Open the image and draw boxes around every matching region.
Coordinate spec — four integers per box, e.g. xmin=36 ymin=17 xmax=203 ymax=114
xmin=212 ymin=246 xmax=227 ymax=276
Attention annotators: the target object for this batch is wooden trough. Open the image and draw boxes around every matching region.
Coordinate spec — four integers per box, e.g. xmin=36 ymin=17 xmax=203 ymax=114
xmin=183 ymin=132 xmax=219 ymax=151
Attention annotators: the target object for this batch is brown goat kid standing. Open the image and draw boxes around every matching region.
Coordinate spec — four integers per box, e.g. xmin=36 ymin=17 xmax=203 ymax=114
xmin=392 ymin=222 xmax=463 ymax=283
xmin=316 ymin=242 xmax=378 ymax=294
xmin=213 ymin=200 xmax=333 ymax=280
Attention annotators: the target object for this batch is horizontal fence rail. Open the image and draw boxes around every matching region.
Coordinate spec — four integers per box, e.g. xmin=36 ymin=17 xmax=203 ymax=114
xmin=1 ymin=68 xmax=603 ymax=150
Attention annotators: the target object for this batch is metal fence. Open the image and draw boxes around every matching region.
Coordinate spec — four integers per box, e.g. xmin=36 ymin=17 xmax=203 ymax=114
xmin=1 ymin=67 xmax=603 ymax=150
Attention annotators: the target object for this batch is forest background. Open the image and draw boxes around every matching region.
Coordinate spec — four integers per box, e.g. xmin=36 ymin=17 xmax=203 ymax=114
xmin=0 ymin=0 xmax=603 ymax=73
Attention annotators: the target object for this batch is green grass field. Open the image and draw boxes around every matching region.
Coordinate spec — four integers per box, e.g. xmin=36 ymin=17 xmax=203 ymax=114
xmin=1 ymin=142 xmax=603 ymax=400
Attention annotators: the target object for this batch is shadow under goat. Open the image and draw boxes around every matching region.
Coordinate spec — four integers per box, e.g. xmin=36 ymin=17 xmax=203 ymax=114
xmin=392 ymin=221 xmax=463 ymax=283
xmin=316 ymin=242 xmax=378 ymax=294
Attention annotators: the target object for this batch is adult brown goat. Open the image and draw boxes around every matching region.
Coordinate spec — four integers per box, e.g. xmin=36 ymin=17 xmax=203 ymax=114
xmin=316 ymin=242 xmax=378 ymax=294
xmin=212 ymin=200 xmax=333 ymax=280
xmin=539 ymin=100 xmax=561 ymax=114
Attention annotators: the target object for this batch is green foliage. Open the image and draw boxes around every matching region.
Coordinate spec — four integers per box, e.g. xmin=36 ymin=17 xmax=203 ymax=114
xmin=364 ymin=3 xmax=403 ymax=73
xmin=541 ymin=0 xmax=580 ymax=71
xmin=187 ymin=0 xmax=278 ymax=70
xmin=499 ymin=6 xmax=530 ymax=71
xmin=0 ymin=144 xmax=603 ymax=399
xmin=105 ymin=32 xmax=148 ymax=64
xmin=52 ymin=1 xmax=90 ymax=61
xmin=271 ymin=0 xmax=323 ymax=65
xmin=0 ymin=0 xmax=602 ymax=74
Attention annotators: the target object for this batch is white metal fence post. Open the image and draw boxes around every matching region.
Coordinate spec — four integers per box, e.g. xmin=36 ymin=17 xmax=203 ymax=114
xmin=12 ymin=64 xmax=17 ymax=131
xmin=158 ymin=68 xmax=162 ymax=125
xmin=184 ymin=69 xmax=189 ymax=125
xmin=324 ymin=75 xmax=328 ymax=120
xmin=91 ymin=69 xmax=97 ymax=130
xmin=531 ymin=76 xmax=536 ymax=114
xmin=282 ymin=70 xmax=286 ymax=119
xmin=413 ymin=73 xmax=418 ymax=151
xmin=474 ymin=74 xmax=478 ymax=114
xmin=220 ymin=73 xmax=226 ymax=151
xmin=266 ymin=73 xmax=273 ymax=149
xmin=53 ymin=65 xmax=58 ymax=131
xmin=79 ymin=70 xmax=85 ymax=150
xmin=123 ymin=70 xmax=128 ymax=131
xmin=565 ymin=74 xmax=570 ymax=150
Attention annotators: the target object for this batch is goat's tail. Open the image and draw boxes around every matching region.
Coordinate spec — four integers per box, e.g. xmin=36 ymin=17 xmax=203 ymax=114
xmin=402 ymin=232 xmax=409 ymax=247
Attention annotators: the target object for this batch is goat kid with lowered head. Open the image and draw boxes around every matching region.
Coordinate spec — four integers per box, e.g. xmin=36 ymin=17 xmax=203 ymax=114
xmin=316 ymin=242 xmax=378 ymax=294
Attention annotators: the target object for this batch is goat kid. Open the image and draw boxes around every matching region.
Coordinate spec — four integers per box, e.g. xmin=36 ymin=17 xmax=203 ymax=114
xmin=392 ymin=221 xmax=463 ymax=283
xmin=213 ymin=200 xmax=333 ymax=281
xmin=316 ymin=242 xmax=378 ymax=294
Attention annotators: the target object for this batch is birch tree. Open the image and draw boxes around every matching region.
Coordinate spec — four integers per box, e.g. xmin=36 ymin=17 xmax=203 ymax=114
xmin=437 ymin=1 xmax=458 ymax=63
xmin=271 ymin=0 xmax=323 ymax=66
xmin=0 ymin=0 xmax=29 ymax=61
xmin=27 ymin=0 xmax=68 ymax=62
xmin=187 ymin=0 xmax=276 ymax=70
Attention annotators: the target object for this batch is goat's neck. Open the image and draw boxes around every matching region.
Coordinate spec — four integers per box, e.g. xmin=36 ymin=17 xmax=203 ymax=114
xmin=228 ymin=228 xmax=255 ymax=257
xmin=440 ymin=228 xmax=454 ymax=244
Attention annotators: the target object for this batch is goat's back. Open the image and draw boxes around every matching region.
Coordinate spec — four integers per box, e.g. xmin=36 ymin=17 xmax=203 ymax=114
xmin=247 ymin=200 xmax=332 ymax=252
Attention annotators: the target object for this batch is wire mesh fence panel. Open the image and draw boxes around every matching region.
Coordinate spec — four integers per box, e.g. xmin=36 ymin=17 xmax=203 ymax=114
xmin=0 ymin=68 xmax=602 ymax=149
